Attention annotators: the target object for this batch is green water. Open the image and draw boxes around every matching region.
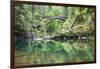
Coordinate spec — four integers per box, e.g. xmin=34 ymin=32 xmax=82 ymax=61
xmin=15 ymin=39 xmax=95 ymax=66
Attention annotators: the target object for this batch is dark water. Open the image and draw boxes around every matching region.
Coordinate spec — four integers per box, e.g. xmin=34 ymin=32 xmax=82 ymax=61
xmin=15 ymin=38 xmax=95 ymax=66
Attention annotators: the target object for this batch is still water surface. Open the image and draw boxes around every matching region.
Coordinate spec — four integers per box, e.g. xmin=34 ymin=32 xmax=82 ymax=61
xmin=15 ymin=39 xmax=94 ymax=66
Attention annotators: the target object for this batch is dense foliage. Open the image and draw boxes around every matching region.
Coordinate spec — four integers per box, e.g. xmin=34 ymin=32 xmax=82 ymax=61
xmin=15 ymin=4 xmax=95 ymax=37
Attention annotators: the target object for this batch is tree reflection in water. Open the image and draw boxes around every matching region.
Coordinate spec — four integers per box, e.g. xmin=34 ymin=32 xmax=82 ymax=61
xmin=15 ymin=38 xmax=94 ymax=66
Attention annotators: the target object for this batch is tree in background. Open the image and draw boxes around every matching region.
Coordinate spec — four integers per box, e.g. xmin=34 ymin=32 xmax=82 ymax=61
xmin=15 ymin=4 xmax=95 ymax=39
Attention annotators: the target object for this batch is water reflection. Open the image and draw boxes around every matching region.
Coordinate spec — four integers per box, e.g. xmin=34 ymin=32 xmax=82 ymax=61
xmin=15 ymin=38 xmax=94 ymax=66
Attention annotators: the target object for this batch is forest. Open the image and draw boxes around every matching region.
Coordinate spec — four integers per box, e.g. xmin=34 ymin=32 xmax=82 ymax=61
xmin=15 ymin=4 xmax=95 ymax=66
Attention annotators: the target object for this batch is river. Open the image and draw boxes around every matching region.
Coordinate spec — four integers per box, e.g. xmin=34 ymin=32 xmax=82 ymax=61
xmin=15 ymin=38 xmax=95 ymax=66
